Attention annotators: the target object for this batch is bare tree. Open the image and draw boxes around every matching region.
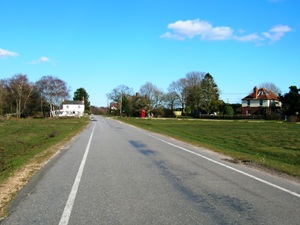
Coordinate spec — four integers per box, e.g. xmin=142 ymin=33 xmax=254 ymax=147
xmin=163 ymin=91 xmax=179 ymax=110
xmin=106 ymin=85 xmax=134 ymax=102
xmin=259 ymin=82 xmax=281 ymax=95
xmin=185 ymin=71 xmax=205 ymax=111
xmin=139 ymin=82 xmax=164 ymax=111
xmin=35 ymin=75 xmax=70 ymax=117
xmin=6 ymin=74 xmax=33 ymax=118
xmin=168 ymin=78 xmax=188 ymax=112
xmin=106 ymin=85 xmax=134 ymax=115
xmin=0 ymin=80 xmax=8 ymax=115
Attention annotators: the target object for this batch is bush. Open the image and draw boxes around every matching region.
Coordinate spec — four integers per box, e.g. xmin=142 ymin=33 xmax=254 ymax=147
xmin=224 ymin=105 xmax=234 ymax=116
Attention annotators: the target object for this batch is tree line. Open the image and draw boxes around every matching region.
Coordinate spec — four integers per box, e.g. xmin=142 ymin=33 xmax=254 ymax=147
xmin=106 ymin=71 xmax=222 ymax=117
xmin=106 ymin=71 xmax=300 ymax=119
xmin=0 ymin=74 xmax=90 ymax=118
xmin=1 ymin=72 xmax=298 ymax=119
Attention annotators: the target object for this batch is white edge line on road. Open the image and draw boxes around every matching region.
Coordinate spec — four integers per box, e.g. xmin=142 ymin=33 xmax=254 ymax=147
xmin=144 ymin=132 xmax=300 ymax=199
xmin=58 ymin=124 xmax=96 ymax=225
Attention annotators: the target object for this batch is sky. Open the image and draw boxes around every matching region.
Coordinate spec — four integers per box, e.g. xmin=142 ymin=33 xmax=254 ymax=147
xmin=1 ymin=0 xmax=299 ymax=107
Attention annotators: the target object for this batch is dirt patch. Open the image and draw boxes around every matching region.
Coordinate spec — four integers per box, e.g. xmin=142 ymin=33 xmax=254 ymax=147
xmin=45 ymin=131 xmax=60 ymax=139
xmin=222 ymin=158 xmax=300 ymax=184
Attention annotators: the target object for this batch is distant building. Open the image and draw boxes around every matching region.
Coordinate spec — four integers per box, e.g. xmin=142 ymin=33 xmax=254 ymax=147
xmin=241 ymin=86 xmax=281 ymax=115
xmin=52 ymin=97 xmax=85 ymax=117
xmin=110 ymin=102 xmax=119 ymax=111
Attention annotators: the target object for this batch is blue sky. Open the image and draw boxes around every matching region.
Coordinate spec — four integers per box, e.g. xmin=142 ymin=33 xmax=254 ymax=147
xmin=1 ymin=0 xmax=299 ymax=107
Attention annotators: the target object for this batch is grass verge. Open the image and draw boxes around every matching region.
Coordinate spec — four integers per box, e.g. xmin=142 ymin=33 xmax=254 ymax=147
xmin=0 ymin=117 xmax=90 ymax=218
xmin=116 ymin=117 xmax=300 ymax=178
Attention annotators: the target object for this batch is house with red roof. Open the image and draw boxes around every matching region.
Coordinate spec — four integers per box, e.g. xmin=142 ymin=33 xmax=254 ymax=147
xmin=110 ymin=102 xmax=119 ymax=111
xmin=241 ymin=86 xmax=281 ymax=115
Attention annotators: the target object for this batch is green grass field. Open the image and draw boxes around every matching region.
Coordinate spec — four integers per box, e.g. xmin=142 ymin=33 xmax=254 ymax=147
xmin=117 ymin=118 xmax=300 ymax=178
xmin=0 ymin=117 xmax=89 ymax=183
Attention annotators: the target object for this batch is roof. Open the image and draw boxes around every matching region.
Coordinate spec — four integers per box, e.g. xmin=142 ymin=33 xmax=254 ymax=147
xmin=110 ymin=102 xmax=119 ymax=108
xmin=62 ymin=100 xmax=84 ymax=105
xmin=242 ymin=87 xmax=279 ymax=101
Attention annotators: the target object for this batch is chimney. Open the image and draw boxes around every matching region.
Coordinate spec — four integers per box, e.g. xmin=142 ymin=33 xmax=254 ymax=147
xmin=136 ymin=92 xmax=139 ymax=97
xmin=253 ymin=86 xmax=258 ymax=98
xmin=82 ymin=96 xmax=84 ymax=102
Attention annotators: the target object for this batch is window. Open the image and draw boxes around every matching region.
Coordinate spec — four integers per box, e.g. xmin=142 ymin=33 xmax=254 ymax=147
xmin=247 ymin=100 xmax=250 ymax=106
xmin=260 ymin=100 xmax=263 ymax=106
xmin=78 ymin=106 xmax=81 ymax=108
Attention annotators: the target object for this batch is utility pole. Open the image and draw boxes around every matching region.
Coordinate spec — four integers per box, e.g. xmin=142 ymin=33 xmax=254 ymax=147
xmin=119 ymin=93 xmax=122 ymax=116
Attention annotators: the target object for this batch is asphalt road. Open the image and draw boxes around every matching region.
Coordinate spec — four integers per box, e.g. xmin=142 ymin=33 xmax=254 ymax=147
xmin=1 ymin=116 xmax=300 ymax=225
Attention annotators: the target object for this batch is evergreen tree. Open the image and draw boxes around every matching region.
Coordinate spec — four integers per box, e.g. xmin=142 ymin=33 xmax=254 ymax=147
xmin=280 ymin=86 xmax=300 ymax=116
xmin=199 ymin=73 xmax=220 ymax=114
xmin=73 ymin=87 xmax=90 ymax=112
xmin=121 ymin=95 xmax=130 ymax=116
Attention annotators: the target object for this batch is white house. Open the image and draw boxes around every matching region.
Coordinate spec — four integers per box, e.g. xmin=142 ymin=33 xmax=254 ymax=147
xmin=52 ymin=98 xmax=85 ymax=117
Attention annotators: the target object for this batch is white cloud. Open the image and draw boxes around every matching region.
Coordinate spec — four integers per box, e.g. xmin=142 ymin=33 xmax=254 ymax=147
xmin=234 ymin=33 xmax=263 ymax=42
xmin=30 ymin=56 xmax=50 ymax=64
xmin=161 ymin=19 xmax=232 ymax=41
xmin=160 ymin=32 xmax=185 ymax=41
xmin=262 ymin=25 xmax=292 ymax=43
xmin=203 ymin=26 xmax=233 ymax=40
xmin=161 ymin=19 xmax=292 ymax=44
xmin=39 ymin=56 xmax=50 ymax=62
xmin=168 ymin=19 xmax=212 ymax=39
xmin=0 ymin=48 xmax=18 ymax=58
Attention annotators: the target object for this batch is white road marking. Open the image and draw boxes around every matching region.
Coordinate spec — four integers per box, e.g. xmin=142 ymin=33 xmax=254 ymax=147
xmin=58 ymin=124 xmax=96 ymax=225
xmin=145 ymin=132 xmax=300 ymax=198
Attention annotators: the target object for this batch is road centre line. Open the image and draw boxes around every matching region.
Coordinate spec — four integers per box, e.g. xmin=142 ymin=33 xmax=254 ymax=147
xmin=58 ymin=124 xmax=96 ymax=225
xmin=143 ymin=132 xmax=300 ymax=199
